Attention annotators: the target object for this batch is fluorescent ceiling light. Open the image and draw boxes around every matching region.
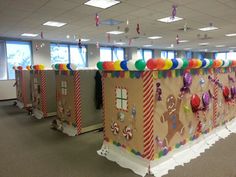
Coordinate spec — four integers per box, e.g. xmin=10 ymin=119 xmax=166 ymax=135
xmin=84 ymin=0 xmax=120 ymax=9
xmin=148 ymin=36 xmax=162 ymax=39
xmin=76 ymin=38 xmax=90 ymax=42
xmin=225 ymin=33 xmax=236 ymax=37
xmin=199 ymin=42 xmax=209 ymax=46
xmin=143 ymin=45 xmax=152 ymax=47
xmin=184 ymin=48 xmax=192 ymax=50
xmin=198 ymin=26 xmax=218 ymax=31
xmin=179 ymin=40 xmax=189 ymax=43
xmin=216 ymin=45 xmax=225 ymax=48
xmin=229 ymin=46 xmax=236 ymax=49
xmin=115 ymin=42 xmax=125 ymax=45
xmin=157 ymin=16 xmax=183 ymax=23
xmin=106 ymin=31 xmax=124 ymax=35
xmin=21 ymin=33 xmax=38 ymax=37
xmin=43 ymin=21 xmax=66 ymax=27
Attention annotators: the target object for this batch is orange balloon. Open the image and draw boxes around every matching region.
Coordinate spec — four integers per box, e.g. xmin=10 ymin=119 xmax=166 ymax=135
xmin=156 ymin=58 xmax=165 ymax=69
xmin=188 ymin=59 xmax=198 ymax=68
xmin=59 ymin=64 xmax=64 ymax=70
xmin=232 ymin=60 xmax=236 ymax=67
xmin=213 ymin=60 xmax=221 ymax=68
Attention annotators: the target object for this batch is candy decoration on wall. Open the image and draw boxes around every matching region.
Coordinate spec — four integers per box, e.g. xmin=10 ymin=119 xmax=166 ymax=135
xmin=111 ymin=121 xmax=119 ymax=135
xmin=122 ymin=126 xmax=133 ymax=140
xmin=199 ymin=78 xmax=205 ymax=88
xmin=228 ymin=75 xmax=235 ymax=83
xmin=223 ymin=86 xmax=231 ymax=102
xmin=131 ymin=105 xmax=136 ymax=119
xmin=156 ymin=82 xmax=162 ymax=101
xmin=117 ymin=112 xmax=125 ymax=122
xmin=136 ymin=23 xmax=140 ymax=34
xmin=202 ymin=92 xmax=211 ymax=110
xmin=180 ymin=72 xmax=192 ymax=94
xmin=95 ymin=13 xmax=100 ymax=27
xmin=190 ymin=94 xmax=201 ymax=113
xmin=230 ymin=86 xmax=236 ymax=99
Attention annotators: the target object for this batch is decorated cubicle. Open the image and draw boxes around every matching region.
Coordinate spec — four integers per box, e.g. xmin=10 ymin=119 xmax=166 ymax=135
xmin=51 ymin=64 xmax=103 ymax=136
xmin=14 ymin=66 xmax=32 ymax=109
xmin=30 ymin=65 xmax=56 ymax=119
xmin=97 ymin=58 xmax=236 ymax=177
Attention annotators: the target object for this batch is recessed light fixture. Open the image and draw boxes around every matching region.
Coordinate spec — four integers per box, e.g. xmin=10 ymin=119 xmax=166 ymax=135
xmin=198 ymin=26 xmax=218 ymax=31
xmin=84 ymin=0 xmax=120 ymax=9
xmin=115 ymin=42 xmax=125 ymax=45
xmin=21 ymin=33 xmax=38 ymax=37
xmin=148 ymin=36 xmax=162 ymax=39
xmin=76 ymin=38 xmax=90 ymax=42
xmin=179 ymin=40 xmax=189 ymax=43
xmin=225 ymin=33 xmax=236 ymax=37
xmin=43 ymin=21 xmax=67 ymax=27
xmin=216 ymin=45 xmax=225 ymax=48
xmin=184 ymin=48 xmax=192 ymax=50
xmin=143 ymin=45 xmax=152 ymax=47
xmin=199 ymin=42 xmax=209 ymax=46
xmin=66 ymin=35 xmax=70 ymax=39
xmin=157 ymin=16 xmax=183 ymax=23
xmin=106 ymin=31 xmax=124 ymax=35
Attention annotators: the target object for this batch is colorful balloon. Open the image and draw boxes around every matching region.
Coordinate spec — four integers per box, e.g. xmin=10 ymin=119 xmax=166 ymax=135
xmin=156 ymin=58 xmax=165 ymax=69
xmin=171 ymin=59 xmax=178 ymax=69
xmin=162 ymin=59 xmax=173 ymax=70
xmin=114 ymin=60 xmax=122 ymax=70
xmin=103 ymin=61 xmax=114 ymax=71
xmin=17 ymin=66 xmax=23 ymax=70
xmin=147 ymin=59 xmax=157 ymax=70
xmin=182 ymin=58 xmax=189 ymax=69
xmin=54 ymin=64 xmax=59 ymax=70
xmin=221 ymin=60 xmax=229 ymax=67
xmin=176 ymin=58 xmax=183 ymax=69
xmin=213 ymin=59 xmax=222 ymax=68
xmin=135 ymin=59 xmax=146 ymax=71
xmin=127 ymin=60 xmax=136 ymax=70
xmin=195 ymin=59 xmax=202 ymax=68
xmin=96 ymin=61 xmax=103 ymax=70
xmin=120 ymin=60 xmax=128 ymax=71
xmin=201 ymin=59 xmax=207 ymax=68
xmin=231 ymin=60 xmax=236 ymax=67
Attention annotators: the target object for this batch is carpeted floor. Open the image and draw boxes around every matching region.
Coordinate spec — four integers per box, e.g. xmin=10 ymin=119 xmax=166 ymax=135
xmin=0 ymin=101 xmax=235 ymax=177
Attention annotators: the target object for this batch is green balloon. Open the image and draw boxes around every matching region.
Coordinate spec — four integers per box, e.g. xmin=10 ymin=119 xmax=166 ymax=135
xmin=208 ymin=59 xmax=213 ymax=68
xmin=135 ymin=59 xmax=146 ymax=71
xmin=97 ymin=61 xmax=103 ymax=70
xmin=228 ymin=60 xmax=233 ymax=66
xmin=54 ymin=64 xmax=59 ymax=70
xmin=182 ymin=58 xmax=189 ymax=69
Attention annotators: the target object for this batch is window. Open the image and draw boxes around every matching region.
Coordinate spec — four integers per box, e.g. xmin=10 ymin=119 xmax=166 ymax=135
xmin=113 ymin=48 xmax=125 ymax=61
xmin=227 ymin=52 xmax=236 ymax=60
xmin=161 ymin=51 xmax=175 ymax=59
xmin=6 ymin=41 xmax=32 ymax=80
xmin=50 ymin=43 xmax=87 ymax=67
xmin=115 ymin=87 xmax=128 ymax=111
xmin=137 ymin=49 xmax=153 ymax=61
xmin=0 ymin=41 xmax=7 ymax=80
xmin=100 ymin=47 xmax=112 ymax=61
xmin=69 ymin=45 xmax=86 ymax=67
xmin=186 ymin=51 xmax=192 ymax=59
xmin=100 ymin=47 xmax=125 ymax=61
xmin=61 ymin=81 xmax=67 ymax=96
xmin=50 ymin=44 xmax=69 ymax=64
xmin=215 ymin=52 xmax=227 ymax=60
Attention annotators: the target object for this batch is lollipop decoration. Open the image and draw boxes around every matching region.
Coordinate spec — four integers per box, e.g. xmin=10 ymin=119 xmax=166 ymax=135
xmin=111 ymin=122 xmax=119 ymax=135
xmin=156 ymin=82 xmax=162 ymax=101
xmin=202 ymin=92 xmax=211 ymax=111
xmin=171 ymin=5 xmax=177 ymax=19
xmin=136 ymin=23 xmax=140 ymax=34
xmin=122 ymin=126 xmax=133 ymax=140
xmin=95 ymin=13 xmax=100 ymax=27
xmin=180 ymin=72 xmax=192 ymax=94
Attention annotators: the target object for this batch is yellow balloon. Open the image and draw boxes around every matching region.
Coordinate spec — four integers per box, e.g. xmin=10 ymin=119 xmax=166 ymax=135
xmin=63 ymin=64 xmax=68 ymax=70
xmin=195 ymin=59 xmax=202 ymax=68
xmin=39 ymin=64 xmax=45 ymax=70
xmin=162 ymin=59 xmax=173 ymax=70
xmin=114 ymin=60 xmax=122 ymax=70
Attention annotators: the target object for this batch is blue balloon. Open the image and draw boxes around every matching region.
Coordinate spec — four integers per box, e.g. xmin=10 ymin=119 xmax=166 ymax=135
xmin=171 ymin=59 xmax=178 ymax=69
xmin=120 ymin=60 xmax=128 ymax=71
xmin=66 ymin=63 xmax=72 ymax=71
xmin=201 ymin=59 xmax=207 ymax=68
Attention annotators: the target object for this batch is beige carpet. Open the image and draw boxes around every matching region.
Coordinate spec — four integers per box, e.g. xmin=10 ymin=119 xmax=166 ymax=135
xmin=0 ymin=101 xmax=235 ymax=177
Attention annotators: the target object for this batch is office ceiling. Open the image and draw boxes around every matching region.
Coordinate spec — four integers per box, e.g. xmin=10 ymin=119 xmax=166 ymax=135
xmin=0 ymin=0 xmax=236 ymax=52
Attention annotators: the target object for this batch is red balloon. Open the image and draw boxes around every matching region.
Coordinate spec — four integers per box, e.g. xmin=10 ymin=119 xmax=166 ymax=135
xmin=190 ymin=94 xmax=201 ymax=112
xmin=147 ymin=59 xmax=157 ymax=70
xmin=17 ymin=66 xmax=23 ymax=70
xmin=231 ymin=60 xmax=236 ymax=67
xmin=223 ymin=86 xmax=230 ymax=99
xmin=59 ymin=64 xmax=64 ymax=70
xmin=103 ymin=61 xmax=114 ymax=70
xmin=188 ymin=59 xmax=198 ymax=69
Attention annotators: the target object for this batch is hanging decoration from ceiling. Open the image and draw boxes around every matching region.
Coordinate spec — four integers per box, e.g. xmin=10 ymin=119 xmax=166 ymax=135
xmin=107 ymin=33 xmax=111 ymax=43
xmin=126 ymin=19 xmax=129 ymax=25
xmin=96 ymin=42 xmax=100 ymax=49
xmin=40 ymin=32 xmax=44 ymax=39
xmin=184 ymin=23 xmax=187 ymax=32
xmin=35 ymin=44 xmax=39 ymax=51
xmin=136 ymin=23 xmax=140 ymax=35
xmin=128 ymin=39 xmax=132 ymax=46
xmin=95 ymin=13 xmax=100 ymax=27
xmin=171 ymin=5 xmax=177 ymax=19
xmin=176 ymin=34 xmax=179 ymax=44
xmin=78 ymin=39 xmax=82 ymax=48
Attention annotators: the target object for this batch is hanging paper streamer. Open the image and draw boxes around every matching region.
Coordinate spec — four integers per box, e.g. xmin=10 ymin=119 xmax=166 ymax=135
xmin=172 ymin=5 xmax=177 ymax=19
xmin=40 ymin=32 xmax=44 ymax=39
xmin=136 ymin=23 xmax=140 ymax=34
xmin=176 ymin=34 xmax=179 ymax=44
xmin=107 ymin=33 xmax=111 ymax=43
xmin=95 ymin=13 xmax=100 ymax=27
xmin=96 ymin=42 xmax=99 ymax=49
xmin=78 ymin=39 xmax=82 ymax=48
xmin=128 ymin=38 xmax=132 ymax=46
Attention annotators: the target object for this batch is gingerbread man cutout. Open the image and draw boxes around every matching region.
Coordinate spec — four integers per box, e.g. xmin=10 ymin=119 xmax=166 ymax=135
xmin=161 ymin=94 xmax=184 ymax=146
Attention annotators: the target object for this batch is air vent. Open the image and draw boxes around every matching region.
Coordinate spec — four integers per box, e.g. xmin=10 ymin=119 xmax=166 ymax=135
xmin=100 ymin=19 xmax=123 ymax=26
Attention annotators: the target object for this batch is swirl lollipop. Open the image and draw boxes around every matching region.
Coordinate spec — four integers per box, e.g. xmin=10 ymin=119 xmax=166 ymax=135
xmin=180 ymin=72 xmax=192 ymax=94
xmin=111 ymin=122 xmax=119 ymax=135
xmin=122 ymin=126 xmax=133 ymax=140
xmin=202 ymin=92 xmax=210 ymax=109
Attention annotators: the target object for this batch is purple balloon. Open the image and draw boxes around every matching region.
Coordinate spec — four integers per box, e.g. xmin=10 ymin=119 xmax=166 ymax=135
xmin=183 ymin=73 xmax=192 ymax=87
xmin=202 ymin=92 xmax=210 ymax=107
xmin=231 ymin=86 xmax=236 ymax=98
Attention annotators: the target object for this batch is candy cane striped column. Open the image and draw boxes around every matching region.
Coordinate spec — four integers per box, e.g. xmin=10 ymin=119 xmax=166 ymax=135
xmin=142 ymin=71 xmax=155 ymax=161
xmin=213 ymin=72 xmax=218 ymax=128
xmin=74 ymin=71 xmax=82 ymax=134
xmin=102 ymin=73 xmax=106 ymax=140
xmin=40 ymin=71 xmax=47 ymax=117
xmin=21 ymin=71 xmax=26 ymax=107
